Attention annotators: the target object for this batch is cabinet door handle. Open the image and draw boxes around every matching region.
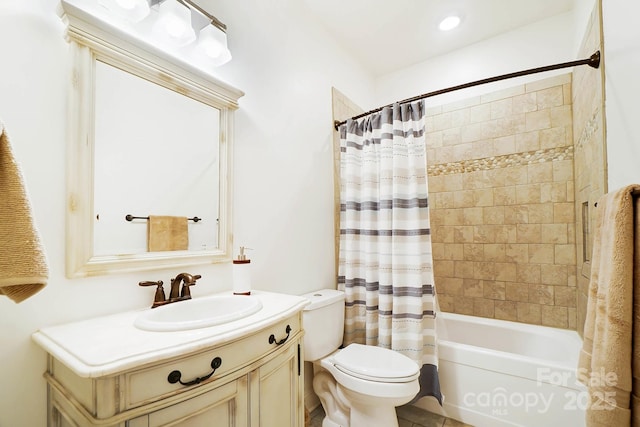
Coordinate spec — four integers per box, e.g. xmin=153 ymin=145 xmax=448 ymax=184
xmin=167 ymin=357 xmax=222 ymax=387
xmin=268 ymin=324 xmax=292 ymax=346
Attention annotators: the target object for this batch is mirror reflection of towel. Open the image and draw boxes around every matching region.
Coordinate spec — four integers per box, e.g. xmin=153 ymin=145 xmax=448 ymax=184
xmin=0 ymin=121 xmax=49 ymax=303
xmin=147 ymin=215 xmax=189 ymax=252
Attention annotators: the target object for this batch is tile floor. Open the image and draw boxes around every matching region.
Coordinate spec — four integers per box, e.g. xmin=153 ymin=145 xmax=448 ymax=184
xmin=309 ymin=404 xmax=474 ymax=427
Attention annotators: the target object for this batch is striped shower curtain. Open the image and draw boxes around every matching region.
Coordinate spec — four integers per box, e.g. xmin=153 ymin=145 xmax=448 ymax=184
xmin=337 ymin=101 xmax=441 ymax=404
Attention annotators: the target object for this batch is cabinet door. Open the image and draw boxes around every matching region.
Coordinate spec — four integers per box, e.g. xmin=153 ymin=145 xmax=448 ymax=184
xmin=130 ymin=376 xmax=248 ymax=427
xmin=251 ymin=341 xmax=302 ymax=427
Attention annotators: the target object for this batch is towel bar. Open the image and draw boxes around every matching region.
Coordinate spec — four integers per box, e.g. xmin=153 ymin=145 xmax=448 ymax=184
xmin=125 ymin=214 xmax=201 ymax=222
xmin=594 ymin=188 xmax=640 ymax=207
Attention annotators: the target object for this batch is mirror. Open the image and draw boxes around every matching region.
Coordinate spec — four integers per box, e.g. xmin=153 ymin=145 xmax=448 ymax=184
xmin=61 ymin=1 xmax=244 ymax=277
xmin=93 ymin=60 xmax=221 ymax=256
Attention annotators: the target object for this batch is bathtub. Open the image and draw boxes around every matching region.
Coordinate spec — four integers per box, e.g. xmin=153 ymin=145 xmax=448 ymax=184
xmin=414 ymin=312 xmax=586 ymax=427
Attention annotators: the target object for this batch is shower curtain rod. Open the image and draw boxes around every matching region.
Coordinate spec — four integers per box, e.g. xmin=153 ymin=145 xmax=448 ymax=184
xmin=334 ymin=50 xmax=601 ymax=131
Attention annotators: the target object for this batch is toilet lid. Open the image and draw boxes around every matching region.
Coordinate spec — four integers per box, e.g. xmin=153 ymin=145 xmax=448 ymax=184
xmin=333 ymin=343 xmax=419 ymax=383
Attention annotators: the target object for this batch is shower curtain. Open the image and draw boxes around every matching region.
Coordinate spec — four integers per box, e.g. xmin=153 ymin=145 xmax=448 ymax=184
xmin=337 ymin=101 xmax=441 ymax=404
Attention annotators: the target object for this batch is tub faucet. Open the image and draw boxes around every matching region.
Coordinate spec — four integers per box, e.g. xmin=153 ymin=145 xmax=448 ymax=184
xmin=169 ymin=273 xmax=201 ymax=300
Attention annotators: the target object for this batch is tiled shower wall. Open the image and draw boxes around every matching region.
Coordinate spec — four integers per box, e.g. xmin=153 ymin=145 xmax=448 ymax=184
xmin=573 ymin=1 xmax=606 ymax=336
xmin=428 ymin=74 xmax=577 ymax=329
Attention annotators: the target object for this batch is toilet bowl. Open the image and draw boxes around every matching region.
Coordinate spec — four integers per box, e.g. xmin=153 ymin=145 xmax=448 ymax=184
xmin=302 ymin=289 xmax=420 ymax=427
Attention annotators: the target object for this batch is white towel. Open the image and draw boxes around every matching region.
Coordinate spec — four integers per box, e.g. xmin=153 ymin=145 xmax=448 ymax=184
xmin=0 ymin=121 xmax=49 ymax=303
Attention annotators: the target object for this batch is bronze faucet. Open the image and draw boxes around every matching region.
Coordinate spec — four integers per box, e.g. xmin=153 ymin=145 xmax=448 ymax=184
xmin=139 ymin=273 xmax=201 ymax=308
xmin=170 ymin=273 xmax=202 ymax=300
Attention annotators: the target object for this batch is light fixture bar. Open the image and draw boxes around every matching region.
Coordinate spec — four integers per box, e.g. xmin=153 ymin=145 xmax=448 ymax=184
xmin=177 ymin=0 xmax=226 ymax=32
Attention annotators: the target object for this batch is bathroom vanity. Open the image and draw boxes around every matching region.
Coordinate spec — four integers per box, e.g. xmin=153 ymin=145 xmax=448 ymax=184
xmin=32 ymin=291 xmax=308 ymax=427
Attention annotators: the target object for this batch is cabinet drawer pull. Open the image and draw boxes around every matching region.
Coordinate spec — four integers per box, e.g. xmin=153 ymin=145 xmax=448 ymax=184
xmin=268 ymin=324 xmax=292 ymax=346
xmin=167 ymin=357 xmax=222 ymax=387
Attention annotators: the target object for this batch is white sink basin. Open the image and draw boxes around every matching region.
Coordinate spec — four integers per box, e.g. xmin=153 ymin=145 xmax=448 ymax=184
xmin=134 ymin=294 xmax=263 ymax=332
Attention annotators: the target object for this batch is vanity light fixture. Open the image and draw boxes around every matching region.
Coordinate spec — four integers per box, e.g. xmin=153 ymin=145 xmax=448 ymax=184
xmin=101 ymin=0 xmax=150 ymax=22
xmin=152 ymin=0 xmax=196 ymax=46
xmin=101 ymin=0 xmax=232 ymax=65
xmin=438 ymin=14 xmax=461 ymax=31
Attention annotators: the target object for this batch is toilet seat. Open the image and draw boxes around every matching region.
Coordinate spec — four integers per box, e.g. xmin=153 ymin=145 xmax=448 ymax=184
xmin=333 ymin=343 xmax=420 ymax=383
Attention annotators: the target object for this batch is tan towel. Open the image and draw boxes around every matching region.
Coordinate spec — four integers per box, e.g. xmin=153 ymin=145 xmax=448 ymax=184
xmin=578 ymin=184 xmax=640 ymax=426
xmin=147 ymin=215 xmax=188 ymax=251
xmin=0 ymin=121 xmax=48 ymax=303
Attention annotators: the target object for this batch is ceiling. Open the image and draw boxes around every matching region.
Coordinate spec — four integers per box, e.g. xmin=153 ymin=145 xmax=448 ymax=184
xmin=303 ymin=0 xmax=576 ymax=76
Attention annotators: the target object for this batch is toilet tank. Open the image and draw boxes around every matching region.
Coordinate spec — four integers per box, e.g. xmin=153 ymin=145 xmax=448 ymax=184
xmin=301 ymin=289 xmax=345 ymax=361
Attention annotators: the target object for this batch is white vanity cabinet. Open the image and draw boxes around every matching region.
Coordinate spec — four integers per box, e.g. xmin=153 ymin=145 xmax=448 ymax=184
xmin=33 ymin=292 xmax=308 ymax=427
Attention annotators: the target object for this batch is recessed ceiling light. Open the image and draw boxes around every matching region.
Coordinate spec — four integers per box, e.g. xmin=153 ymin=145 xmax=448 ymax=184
xmin=439 ymin=15 xmax=461 ymax=31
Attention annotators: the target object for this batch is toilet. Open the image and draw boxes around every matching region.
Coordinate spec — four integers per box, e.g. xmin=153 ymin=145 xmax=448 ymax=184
xmin=302 ymin=289 xmax=420 ymax=427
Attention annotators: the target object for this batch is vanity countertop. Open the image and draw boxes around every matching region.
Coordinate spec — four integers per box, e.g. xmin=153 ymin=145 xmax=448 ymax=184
xmin=32 ymin=291 xmax=308 ymax=378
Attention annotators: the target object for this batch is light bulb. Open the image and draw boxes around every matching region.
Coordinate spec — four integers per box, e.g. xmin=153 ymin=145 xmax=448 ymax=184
xmin=115 ymin=0 xmax=136 ymax=9
xmin=439 ymin=15 xmax=461 ymax=31
xmin=104 ymin=0 xmax=150 ymax=22
xmin=198 ymin=25 xmax=226 ymax=58
xmin=152 ymin=0 xmax=196 ymax=46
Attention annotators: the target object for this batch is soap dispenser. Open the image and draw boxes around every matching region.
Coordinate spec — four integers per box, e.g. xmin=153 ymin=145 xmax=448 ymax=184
xmin=232 ymin=246 xmax=252 ymax=295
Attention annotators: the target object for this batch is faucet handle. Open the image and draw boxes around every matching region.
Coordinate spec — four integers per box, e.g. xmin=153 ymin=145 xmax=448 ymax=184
xmin=180 ymin=275 xmax=201 ymax=298
xmin=139 ymin=280 xmax=166 ymax=305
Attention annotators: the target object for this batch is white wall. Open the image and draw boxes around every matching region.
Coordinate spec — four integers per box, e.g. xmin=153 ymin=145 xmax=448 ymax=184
xmin=0 ymin=0 xmax=374 ymax=425
xmin=602 ymin=0 xmax=640 ymax=189
xmin=375 ymin=12 xmax=580 ymax=109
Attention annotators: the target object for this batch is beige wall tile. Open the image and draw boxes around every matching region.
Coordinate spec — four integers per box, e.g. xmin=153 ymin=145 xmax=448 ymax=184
xmin=516 ymin=184 xmax=541 ymax=204
xmin=505 ymin=244 xmax=529 ymax=264
xmin=536 ymin=86 xmax=564 ymax=109
xmin=551 ymin=105 xmax=573 ymax=128
xmin=474 ymin=261 xmax=496 ymax=280
xmin=517 ymin=264 xmax=541 ymax=283
xmin=539 ymin=127 xmax=567 ymax=149
xmin=481 ymin=85 xmax=525 ymax=103
xmin=454 ymin=297 xmax=475 ymax=315
xmin=463 ymin=244 xmax=484 ymax=261
xmin=504 ymin=205 xmax=529 ymax=224
xmin=483 ymin=206 xmax=505 ymax=224
xmin=470 ymin=104 xmax=491 ymax=123
xmin=541 ymin=305 xmax=568 ymax=328
xmin=462 ymin=207 xmax=483 ymax=224
xmin=528 ymin=204 xmax=555 ymax=223
xmin=426 ymin=73 xmax=578 ymax=330
xmin=473 ymin=298 xmax=495 ymax=317
xmin=439 ymin=277 xmax=463 ymax=296
xmin=484 ymin=281 xmax=506 ymax=300
xmin=438 ymin=295 xmax=454 ymax=312
xmin=495 ymin=300 xmax=518 ymax=321
xmin=495 ymin=263 xmax=517 ymax=282
xmin=473 ymin=225 xmax=497 ymax=243
xmin=495 ymin=225 xmax=517 ymax=243
xmin=443 ymin=243 xmax=464 ymax=260
xmin=517 ymin=224 xmax=541 ymax=243
xmin=434 ymin=259 xmax=454 ymax=277
xmin=555 ymin=244 xmax=577 ymax=265
xmin=529 ymin=284 xmax=555 ymax=305
xmin=463 ymin=279 xmax=484 ymax=298
xmin=484 ymin=243 xmax=506 ymax=262
xmin=512 ymin=93 xmax=537 ymax=114
xmin=525 ymin=110 xmax=551 ymax=132
xmin=506 ymin=282 xmax=530 ymax=302
xmin=555 ymin=286 xmax=576 ymax=308
xmin=554 ymin=202 xmax=575 ymax=223
xmin=494 ymin=186 xmax=517 ymax=205
xmin=454 ymin=190 xmax=475 ymax=208
xmin=525 ymin=74 xmax=571 ymax=92
xmin=528 ymin=243 xmax=555 ymax=264
xmin=473 ymin=188 xmax=494 ymax=206
xmin=453 ymin=226 xmax=474 ymax=243
xmin=454 ymin=260 xmax=474 ymax=279
xmin=540 ymin=224 xmax=568 ymax=244
xmin=517 ymin=302 xmax=542 ymax=324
